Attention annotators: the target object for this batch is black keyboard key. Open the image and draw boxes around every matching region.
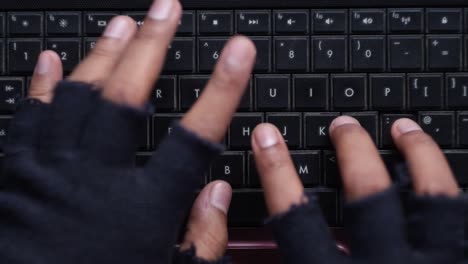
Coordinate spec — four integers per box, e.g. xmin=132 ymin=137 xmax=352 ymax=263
xmin=370 ymin=74 xmax=405 ymax=110
xmin=198 ymin=38 xmax=228 ymax=72
xmin=178 ymin=11 xmax=195 ymax=35
xmin=351 ymin=9 xmax=385 ymax=33
xmin=346 ymin=112 xmax=378 ymax=144
xmin=274 ymin=10 xmax=309 ymax=34
xmin=211 ymin=151 xmax=245 ymax=187
xmin=0 ymin=40 xmax=4 ymax=75
xmin=388 ymin=9 xmax=424 ymax=33
xmin=152 ymin=114 xmax=183 ymax=148
xmin=0 ymin=117 xmax=11 ymax=150
xmin=332 ymin=74 xmax=367 ymax=110
xmin=165 ymin=38 xmax=195 ymax=72
xmin=255 ymin=75 xmax=290 ymax=111
xmin=291 ymin=151 xmax=321 ymax=186
xmin=446 ymin=74 xmax=468 ymax=108
xmin=313 ymin=37 xmax=347 ymax=72
xmin=247 ymin=152 xmax=259 ymax=186
xmin=427 ymin=36 xmax=462 ymax=71
xmin=444 ymin=150 xmax=468 ymax=186
xmin=229 ymin=113 xmax=264 ymax=149
xmin=238 ymin=80 xmax=253 ymax=112
xmin=0 ymin=77 xmax=23 ymax=112
xmin=83 ymin=38 xmax=97 ymax=56
xmin=46 ymin=12 xmax=81 ymax=36
xmin=408 ymin=74 xmax=444 ymax=109
xmin=324 ymin=151 xmax=340 ymax=186
xmin=198 ymin=11 xmax=233 ymax=35
xmin=427 ymin=8 xmax=462 ymax=33
xmin=251 ymin=37 xmax=271 ymax=72
xmin=153 ymin=75 xmax=176 ymax=111
xmin=8 ymin=39 xmax=42 ymax=74
xmin=304 ymin=112 xmax=339 ymax=148
xmin=84 ymin=12 xmax=118 ymax=36
xmin=266 ymin=113 xmax=302 ymax=148
xmin=125 ymin=13 xmax=145 ymax=27
xmin=236 ymin=10 xmax=271 ymax=34
xmin=350 ymin=36 xmax=385 ymax=72
xmin=47 ymin=39 xmax=81 ymax=73
xmin=8 ymin=12 xmax=43 ymax=36
xmin=419 ymin=112 xmax=455 ymax=147
xmin=0 ymin=13 xmax=4 ymax=37
xmin=274 ymin=37 xmax=309 ymax=72
xmin=381 ymin=114 xmax=416 ymax=148
xmin=389 ymin=36 xmax=424 ymax=71
xmin=179 ymin=75 xmax=210 ymax=110
xmin=293 ymin=74 xmax=329 ymax=111
xmin=458 ymin=112 xmax=468 ymax=147
xmin=312 ymin=10 xmax=347 ymax=34
xmin=228 ymin=190 xmax=267 ymax=227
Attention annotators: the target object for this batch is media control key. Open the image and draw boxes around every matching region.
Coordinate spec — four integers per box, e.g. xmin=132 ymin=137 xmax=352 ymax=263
xmin=236 ymin=10 xmax=271 ymax=34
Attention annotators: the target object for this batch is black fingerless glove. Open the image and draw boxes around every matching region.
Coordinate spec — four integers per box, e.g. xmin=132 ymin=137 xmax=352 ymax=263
xmin=0 ymin=81 xmax=228 ymax=264
xmin=269 ymin=187 xmax=467 ymax=264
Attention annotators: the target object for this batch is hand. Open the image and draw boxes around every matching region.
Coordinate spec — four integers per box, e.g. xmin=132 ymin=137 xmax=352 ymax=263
xmin=251 ymin=117 xmax=465 ymax=264
xmin=1 ymin=0 xmax=256 ymax=263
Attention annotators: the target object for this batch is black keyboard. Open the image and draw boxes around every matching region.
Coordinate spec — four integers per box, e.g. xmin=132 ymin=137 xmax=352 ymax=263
xmin=1 ymin=0 xmax=468 ymax=228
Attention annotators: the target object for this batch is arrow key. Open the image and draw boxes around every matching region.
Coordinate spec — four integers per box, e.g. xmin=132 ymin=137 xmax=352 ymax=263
xmin=0 ymin=77 xmax=23 ymax=112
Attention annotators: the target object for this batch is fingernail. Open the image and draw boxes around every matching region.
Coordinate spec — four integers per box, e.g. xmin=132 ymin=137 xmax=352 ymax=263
xmin=148 ymin=0 xmax=173 ymax=20
xmin=34 ymin=52 xmax=51 ymax=75
xmin=254 ymin=124 xmax=279 ymax=149
xmin=103 ymin=17 xmax=131 ymax=39
xmin=329 ymin=116 xmax=360 ymax=133
xmin=395 ymin=118 xmax=422 ymax=135
xmin=210 ymin=182 xmax=232 ymax=214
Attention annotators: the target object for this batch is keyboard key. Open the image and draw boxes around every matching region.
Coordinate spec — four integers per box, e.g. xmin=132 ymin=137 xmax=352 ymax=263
xmin=153 ymin=75 xmax=176 ymax=111
xmin=84 ymin=12 xmax=118 ymax=36
xmin=408 ymin=74 xmax=444 ymax=109
xmin=274 ymin=10 xmax=309 ymax=34
xmin=389 ymin=36 xmax=424 ymax=71
xmin=83 ymin=38 xmax=97 ymax=56
xmin=381 ymin=114 xmax=416 ymax=148
xmin=238 ymin=80 xmax=253 ymax=111
xmin=419 ymin=111 xmax=455 ymax=147
xmin=304 ymin=112 xmax=339 ymax=148
xmin=236 ymin=10 xmax=271 ymax=34
xmin=313 ymin=36 xmax=347 ymax=72
xmin=446 ymin=74 xmax=468 ymax=108
xmin=0 ymin=13 xmax=4 ymax=37
xmin=255 ymin=75 xmax=290 ymax=111
xmin=266 ymin=113 xmax=302 ymax=148
xmin=125 ymin=13 xmax=145 ymax=27
xmin=291 ymin=151 xmax=321 ymax=186
xmin=0 ymin=77 xmax=23 ymax=112
xmin=350 ymin=36 xmax=385 ymax=71
xmin=178 ymin=11 xmax=195 ymax=35
xmin=388 ymin=9 xmax=424 ymax=33
xmin=229 ymin=113 xmax=264 ymax=149
xmin=427 ymin=36 xmax=462 ymax=71
xmin=426 ymin=8 xmax=462 ymax=33
xmin=152 ymin=114 xmax=183 ymax=148
xmin=228 ymin=190 xmax=267 ymax=226
xmin=324 ymin=151 xmax=340 ymax=186
xmin=293 ymin=74 xmax=329 ymax=111
xmin=0 ymin=40 xmax=4 ymax=75
xmin=332 ymin=74 xmax=367 ymax=110
xmin=198 ymin=11 xmax=233 ymax=35
xmin=345 ymin=112 xmax=378 ymax=144
xmin=247 ymin=152 xmax=259 ymax=186
xmin=46 ymin=12 xmax=81 ymax=36
xmin=444 ymin=150 xmax=468 ymax=186
xmin=211 ymin=151 xmax=245 ymax=187
xmin=274 ymin=37 xmax=309 ymax=72
xmin=165 ymin=38 xmax=195 ymax=72
xmin=47 ymin=39 xmax=81 ymax=72
xmin=458 ymin=112 xmax=468 ymax=147
xmin=351 ymin=9 xmax=385 ymax=33
xmin=251 ymin=37 xmax=271 ymax=72
xmin=179 ymin=75 xmax=210 ymax=110
xmin=8 ymin=12 xmax=43 ymax=36
xmin=8 ymin=39 xmax=43 ymax=74
xmin=312 ymin=10 xmax=347 ymax=34
xmin=370 ymin=74 xmax=405 ymax=110
xmin=0 ymin=117 xmax=11 ymax=150
xmin=198 ymin=38 xmax=228 ymax=72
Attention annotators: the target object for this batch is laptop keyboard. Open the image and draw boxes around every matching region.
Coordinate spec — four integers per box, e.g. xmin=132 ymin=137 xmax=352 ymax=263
xmin=1 ymin=8 xmax=468 ymax=227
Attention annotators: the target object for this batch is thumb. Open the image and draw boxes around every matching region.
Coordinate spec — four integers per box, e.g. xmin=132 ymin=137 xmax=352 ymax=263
xmin=180 ymin=181 xmax=232 ymax=261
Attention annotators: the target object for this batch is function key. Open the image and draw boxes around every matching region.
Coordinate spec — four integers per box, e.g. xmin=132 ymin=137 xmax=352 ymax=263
xmin=427 ymin=8 xmax=462 ymax=33
xmin=8 ymin=12 xmax=43 ymax=36
xmin=198 ymin=11 xmax=233 ymax=35
xmin=388 ymin=9 xmax=424 ymax=33
xmin=351 ymin=9 xmax=385 ymax=33
xmin=312 ymin=10 xmax=348 ymax=34
xmin=178 ymin=11 xmax=195 ymax=35
xmin=236 ymin=10 xmax=271 ymax=34
xmin=85 ymin=12 xmax=119 ymax=36
xmin=46 ymin=12 xmax=81 ymax=36
xmin=0 ymin=13 xmax=4 ymax=37
xmin=125 ymin=13 xmax=146 ymax=27
xmin=274 ymin=10 xmax=309 ymax=34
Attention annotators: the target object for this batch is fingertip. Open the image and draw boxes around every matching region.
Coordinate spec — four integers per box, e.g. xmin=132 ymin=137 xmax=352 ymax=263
xmin=252 ymin=123 xmax=282 ymax=150
xmin=29 ymin=50 xmax=63 ymax=103
xmin=391 ymin=118 xmax=423 ymax=139
xmin=221 ymin=35 xmax=257 ymax=74
xmin=329 ymin=115 xmax=360 ymax=134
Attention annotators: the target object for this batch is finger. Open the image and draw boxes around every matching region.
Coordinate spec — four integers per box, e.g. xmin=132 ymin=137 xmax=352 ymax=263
xmin=102 ymin=0 xmax=182 ymax=107
xmin=329 ymin=116 xmax=392 ymax=202
xmin=180 ymin=181 xmax=232 ymax=261
xmin=181 ymin=36 xmax=256 ymax=143
xmin=68 ymin=16 xmax=137 ymax=85
xmin=391 ymin=118 xmax=460 ymax=197
xmin=28 ymin=50 xmax=63 ymax=103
